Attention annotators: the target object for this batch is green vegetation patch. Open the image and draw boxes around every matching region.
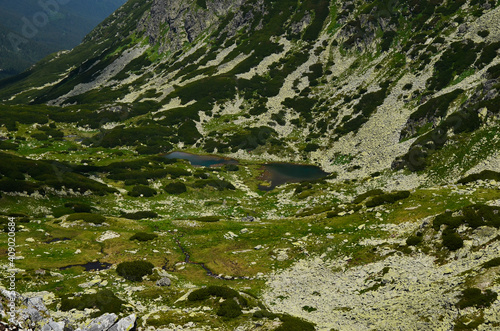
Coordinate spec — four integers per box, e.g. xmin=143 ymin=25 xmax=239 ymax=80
xmin=121 ymin=211 xmax=158 ymax=220
xmin=60 ymin=290 xmax=125 ymax=316
xmin=365 ymin=191 xmax=411 ymax=208
xmin=66 ymin=213 xmax=106 ymax=225
xmin=116 ymin=260 xmax=154 ymax=281
xmin=456 ymin=288 xmax=498 ymax=309
xmin=130 ymin=232 xmax=158 ymax=242
xmin=458 ymin=170 xmax=500 ymax=184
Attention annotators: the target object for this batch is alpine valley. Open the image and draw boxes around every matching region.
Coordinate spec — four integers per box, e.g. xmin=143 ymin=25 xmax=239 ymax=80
xmin=1 ymin=0 xmax=500 ymax=330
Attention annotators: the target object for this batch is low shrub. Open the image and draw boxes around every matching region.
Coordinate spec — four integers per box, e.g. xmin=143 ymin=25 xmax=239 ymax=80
xmin=196 ymin=216 xmax=220 ymax=222
xmin=223 ymin=164 xmax=239 ymax=172
xmin=406 ymin=235 xmax=423 ymax=246
xmin=458 ymin=170 xmax=500 ymax=184
xmin=483 ymin=257 xmax=500 ymax=269
xmin=433 ymin=211 xmax=463 ymax=231
xmin=130 ymin=232 xmax=158 ymax=242
xmin=253 ymin=309 xmax=276 ymax=319
xmin=64 ymin=202 xmax=92 ymax=213
xmin=164 ymin=182 xmax=187 ymax=194
xmin=52 ymin=206 xmax=75 ymax=218
xmin=456 ymin=288 xmax=497 ymax=309
xmin=60 ymin=290 xmax=124 ymax=316
xmin=116 ymin=260 xmax=154 ymax=281
xmin=276 ymin=314 xmax=316 ymax=331
xmin=66 ymin=213 xmax=106 ymax=224
xmin=352 ymin=189 xmax=384 ymax=204
xmin=188 ymin=286 xmax=246 ymax=305
xmin=216 ymin=298 xmax=242 ymax=318
xmin=442 ymin=231 xmax=463 ymax=251
xmin=128 ymin=185 xmax=157 ymax=197
xmin=365 ymin=191 xmax=410 ymax=208
xmin=121 ymin=211 xmax=158 ymax=219
xmin=304 ymin=143 xmax=320 ymax=152
xmin=193 ymin=179 xmax=236 ymax=191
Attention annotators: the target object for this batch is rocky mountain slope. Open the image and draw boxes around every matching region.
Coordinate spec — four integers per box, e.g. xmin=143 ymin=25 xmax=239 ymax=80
xmin=0 ymin=0 xmax=128 ymax=80
xmin=0 ymin=0 xmax=500 ymax=330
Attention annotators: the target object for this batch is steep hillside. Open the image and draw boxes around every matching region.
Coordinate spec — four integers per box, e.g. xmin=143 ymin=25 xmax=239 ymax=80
xmin=0 ymin=0 xmax=127 ymax=79
xmin=1 ymin=0 xmax=500 ymax=330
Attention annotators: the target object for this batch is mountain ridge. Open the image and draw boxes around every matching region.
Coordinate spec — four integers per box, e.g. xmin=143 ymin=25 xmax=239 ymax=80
xmin=1 ymin=0 xmax=500 ymax=330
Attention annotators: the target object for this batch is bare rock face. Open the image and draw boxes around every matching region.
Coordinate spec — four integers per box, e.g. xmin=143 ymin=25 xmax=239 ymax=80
xmin=137 ymin=0 xmax=250 ymax=54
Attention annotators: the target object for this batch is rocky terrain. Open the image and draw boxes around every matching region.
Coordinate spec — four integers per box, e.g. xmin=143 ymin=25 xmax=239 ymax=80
xmin=1 ymin=0 xmax=500 ymax=330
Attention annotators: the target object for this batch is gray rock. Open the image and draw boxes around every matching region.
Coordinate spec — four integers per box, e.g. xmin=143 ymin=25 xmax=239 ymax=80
xmin=156 ymin=277 xmax=172 ymax=287
xmin=108 ymin=314 xmax=136 ymax=331
xmin=81 ymin=313 xmax=118 ymax=331
xmin=25 ymin=297 xmax=49 ymax=314
xmin=41 ymin=320 xmax=65 ymax=331
xmin=24 ymin=307 xmax=43 ymax=322
xmin=241 ymin=215 xmax=255 ymax=222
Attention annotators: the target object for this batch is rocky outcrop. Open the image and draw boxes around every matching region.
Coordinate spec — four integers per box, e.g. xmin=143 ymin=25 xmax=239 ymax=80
xmin=0 ymin=290 xmax=136 ymax=331
xmin=137 ymin=0 xmax=249 ymax=54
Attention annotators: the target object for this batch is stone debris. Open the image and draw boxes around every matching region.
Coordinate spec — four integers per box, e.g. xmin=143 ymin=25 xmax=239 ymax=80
xmin=156 ymin=277 xmax=172 ymax=287
xmin=96 ymin=231 xmax=121 ymax=242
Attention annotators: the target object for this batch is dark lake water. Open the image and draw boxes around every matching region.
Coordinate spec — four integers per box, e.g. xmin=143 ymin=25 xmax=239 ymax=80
xmin=164 ymin=151 xmax=238 ymax=167
xmin=165 ymin=152 xmax=329 ymax=190
xmin=258 ymin=163 xmax=329 ymax=191
xmin=60 ymin=261 xmax=112 ymax=271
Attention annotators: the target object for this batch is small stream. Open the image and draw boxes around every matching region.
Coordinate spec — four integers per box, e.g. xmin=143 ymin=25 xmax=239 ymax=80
xmin=167 ymin=231 xmax=248 ymax=281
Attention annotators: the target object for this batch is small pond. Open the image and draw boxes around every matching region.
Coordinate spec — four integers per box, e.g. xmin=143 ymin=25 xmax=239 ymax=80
xmin=258 ymin=163 xmax=329 ymax=191
xmin=165 ymin=152 xmax=329 ymax=190
xmin=164 ymin=151 xmax=238 ymax=167
xmin=60 ymin=261 xmax=112 ymax=272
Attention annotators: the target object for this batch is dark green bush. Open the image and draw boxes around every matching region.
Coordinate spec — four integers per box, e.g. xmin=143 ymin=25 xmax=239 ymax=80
xmin=130 ymin=232 xmax=158 ymax=242
xmin=31 ymin=132 xmax=49 ymax=141
xmin=428 ymin=41 xmax=478 ymax=90
xmin=304 ymin=143 xmax=320 ymax=152
xmin=60 ymin=290 xmax=124 ymax=315
xmin=216 ymin=298 xmax=242 ymax=318
xmin=188 ymin=287 xmax=211 ymax=301
xmin=365 ymin=191 xmax=411 ymax=208
xmin=52 ymin=206 xmax=75 ymax=218
xmin=0 ymin=141 xmax=18 ymax=150
xmin=193 ymin=179 xmax=236 ymax=191
xmin=476 ymin=41 xmax=500 ymax=68
xmin=188 ymin=286 xmax=246 ymax=305
xmin=121 ymin=211 xmax=158 ymax=220
xmin=483 ymin=257 xmax=500 ymax=268
xmin=64 ymin=202 xmax=92 ymax=213
xmin=275 ymin=314 xmax=316 ymax=331
xmin=116 ymin=260 xmax=154 ymax=281
xmin=223 ymin=164 xmax=239 ymax=171
xmin=253 ymin=309 xmax=276 ymax=319
xmin=66 ymin=213 xmax=106 ymax=224
xmin=128 ymin=185 xmax=157 ymax=197
xmin=195 ymin=216 xmax=221 ymax=222
xmin=456 ymin=288 xmax=497 ymax=309
xmin=406 ymin=235 xmax=423 ymax=246
xmin=442 ymin=231 xmax=463 ymax=251
xmin=458 ymin=170 xmax=500 ymax=184
xmin=487 ymin=63 xmax=500 ymax=79
xmin=477 ymin=30 xmax=490 ymax=38
xmin=352 ymin=189 xmax=384 ymax=204
xmin=178 ymin=120 xmax=202 ymax=145
xmin=164 ymin=182 xmax=187 ymax=194
xmin=463 ymin=204 xmax=500 ymax=229
xmin=433 ymin=211 xmax=463 ymax=231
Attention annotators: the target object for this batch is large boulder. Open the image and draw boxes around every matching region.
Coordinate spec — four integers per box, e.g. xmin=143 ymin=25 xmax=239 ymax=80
xmin=108 ymin=314 xmax=136 ymax=331
xmin=156 ymin=277 xmax=172 ymax=287
xmin=79 ymin=313 xmax=118 ymax=331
